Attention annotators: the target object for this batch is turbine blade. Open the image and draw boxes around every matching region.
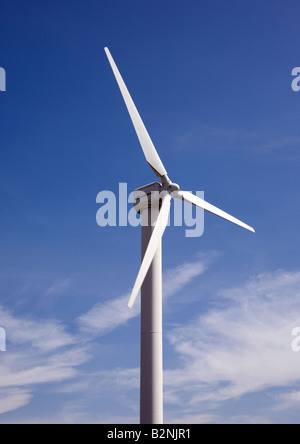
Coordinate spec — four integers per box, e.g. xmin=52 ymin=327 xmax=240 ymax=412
xmin=173 ymin=190 xmax=255 ymax=233
xmin=128 ymin=193 xmax=171 ymax=308
xmin=104 ymin=47 xmax=167 ymax=179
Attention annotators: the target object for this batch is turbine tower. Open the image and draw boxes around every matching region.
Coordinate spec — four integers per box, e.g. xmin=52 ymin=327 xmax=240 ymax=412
xmin=104 ymin=47 xmax=254 ymax=424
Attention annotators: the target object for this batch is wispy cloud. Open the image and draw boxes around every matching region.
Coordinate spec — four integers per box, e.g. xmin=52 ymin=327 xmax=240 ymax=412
xmin=0 ymin=389 xmax=32 ymax=415
xmin=81 ymin=268 xmax=300 ymax=423
xmin=78 ymin=256 xmax=211 ymax=335
xmin=163 ymin=259 xmax=209 ymax=300
xmin=4 ymin=262 xmax=300 ymax=423
xmin=0 ymin=306 xmax=89 ymax=416
xmin=274 ymin=390 xmax=300 ymax=411
xmin=77 ymin=293 xmax=139 ymax=335
xmin=165 ymin=269 xmax=300 ymax=410
xmin=0 ymin=306 xmax=75 ymax=352
xmin=166 ymin=413 xmax=217 ymax=424
xmin=45 ymin=278 xmax=71 ymax=297
xmin=0 ymin=256 xmax=212 ymax=419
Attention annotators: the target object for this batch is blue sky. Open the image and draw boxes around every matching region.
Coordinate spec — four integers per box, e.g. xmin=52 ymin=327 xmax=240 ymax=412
xmin=1 ymin=0 xmax=300 ymax=423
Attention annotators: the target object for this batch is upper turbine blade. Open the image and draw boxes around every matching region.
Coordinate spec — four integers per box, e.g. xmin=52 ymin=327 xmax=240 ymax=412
xmin=173 ymin=190 xmax=255 ymax=233
xmin=128 ymin=193 xmax=171 ymax=308
xmin=104 ymin=47 xmax=167 ymax=179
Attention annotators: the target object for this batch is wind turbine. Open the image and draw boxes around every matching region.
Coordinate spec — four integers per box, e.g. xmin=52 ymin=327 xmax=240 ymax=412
xmin=104 ymin=47 xmax=255 ymax=424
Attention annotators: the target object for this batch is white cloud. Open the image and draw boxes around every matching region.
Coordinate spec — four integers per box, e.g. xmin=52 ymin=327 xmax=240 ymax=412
xmin=166 ymin=413 xmax=216 ymax=424
xmin=274 ymin=390 xmax=300 ymax=411
xmin=5 ymin=262 xmax=300 ymax=423
xmin=0 ymin=306 xmax=89 ymax=418
xmin=0 ymin=256 xmax=209 ymax=419
xmin=70 ymin=268 xmax=300 ymax=423
xmin=0 ymin=305 xmax=75 ymax=352
xmin=0 ymin=256 xmax=209 ymax=420
xmin=163 ymin=260 xmax=208 ymax=299
xmin=77 ymin=293 xmax=139 ymax=335
xmin=46 ymin=278 xmax=71 ymax=296
xmin=0 ymin=389 xmax=32 ymax=415
xmin=78 ymin=258 xmax=209 ymax=335
xmin=222 ymin=415 xmax=273 ymax=425
xmin=165 ymin=270 xmax=300 ymax=408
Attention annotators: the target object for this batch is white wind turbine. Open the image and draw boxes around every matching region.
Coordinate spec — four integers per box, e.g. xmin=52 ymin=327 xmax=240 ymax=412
xmin=104 ymin=47 xmax=255 ymax=424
